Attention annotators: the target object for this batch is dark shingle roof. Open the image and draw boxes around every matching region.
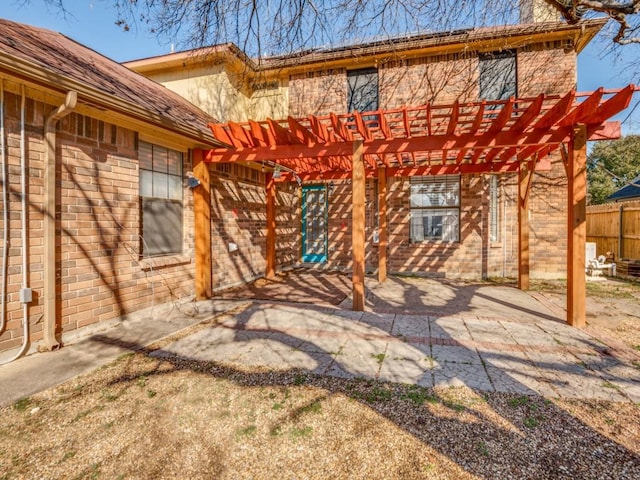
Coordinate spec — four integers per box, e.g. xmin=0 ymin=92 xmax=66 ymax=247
xmin=0 ymin=18 xmax=220 ymax=146
xmin=607 ymin=174 xmax=640 ymax=202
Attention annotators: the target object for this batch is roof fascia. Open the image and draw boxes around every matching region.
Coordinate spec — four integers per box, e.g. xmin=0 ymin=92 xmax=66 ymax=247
xmin=262 ymin=20 xmax=607 ymax=74
xmin=124 ymin=44 xmax=258 ymax=75
xmin=125 ymin=19 xmax=606 ymax=79
xmin=0 ymin=52 xmax=223 ymax=148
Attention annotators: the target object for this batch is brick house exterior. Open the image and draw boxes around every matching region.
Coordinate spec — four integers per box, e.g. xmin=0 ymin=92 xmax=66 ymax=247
xmin=127 ymin=18 xmax=604 ymax=282
xmin=0 ymin=8 xmax=609 ymax=358
xmin=0 ymin=19 xmax=228 ymax=359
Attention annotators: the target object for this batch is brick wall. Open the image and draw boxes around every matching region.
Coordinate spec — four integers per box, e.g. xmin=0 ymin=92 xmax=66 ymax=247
xmin=380 ymin=55 xmax=479 ymax=107
xmin=517 ymin=41 xmax=576 ymax=96
xmin=280 ymin=44 xmax=575 ymax=280
xmin=289 ymin=69 xmax=347 ymax=117
xmin=0 ymin=91 xmax=200 ymax=356
xmin=529 ymin=157 xmax=568 ymax=277
xmin=209 ymin=163 xmax=298 ymax=290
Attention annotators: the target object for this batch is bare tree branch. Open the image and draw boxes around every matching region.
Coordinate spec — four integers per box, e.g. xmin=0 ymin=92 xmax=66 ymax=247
xmin=22 ymin=1 xmax=640 ymax=53
xmin=545 ymin=1 xmax=640 ymax=43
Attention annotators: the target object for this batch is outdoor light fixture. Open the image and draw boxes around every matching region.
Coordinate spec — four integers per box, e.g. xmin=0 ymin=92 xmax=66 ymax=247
xmin=329 ymin=181 xmax=335 ymax=194
xmin=294 ymin=174 xmax=302 ymax=186
xmin=185 ymin=172 xmax=201 ymax=188
xmin=273 ymin=166 xmax=281 ymax=179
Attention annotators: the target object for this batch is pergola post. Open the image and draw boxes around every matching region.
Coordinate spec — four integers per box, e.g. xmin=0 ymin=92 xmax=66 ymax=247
xmin=193 ymin=149 xmax=212 ymax=299
xmin=518 ymin=162 xmax=534 ymax=290
xmin=567 ymin=124 xmax=587 ymax=327
xmin=266 ymin=172 xmax=277 ymax=279
xmin=352 ymin=140 xmax=365 ymax=311
xmin=378 ymin=167 xmax=388 ymax=283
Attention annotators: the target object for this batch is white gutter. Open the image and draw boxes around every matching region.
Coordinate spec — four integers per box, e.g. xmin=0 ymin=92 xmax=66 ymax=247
xmin=42 ymin=91 xmax=77 ymax=351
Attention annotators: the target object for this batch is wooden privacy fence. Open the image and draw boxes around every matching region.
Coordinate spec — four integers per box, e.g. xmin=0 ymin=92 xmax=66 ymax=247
xmin=586 ymin=200 xmax=640 ymax=261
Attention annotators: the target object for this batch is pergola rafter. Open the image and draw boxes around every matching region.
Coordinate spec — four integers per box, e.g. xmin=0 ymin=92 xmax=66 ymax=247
xmin=205 ymin=85 xmax=636 ymax=178
xmin=194 ymin=85 xmax=638 ymax=327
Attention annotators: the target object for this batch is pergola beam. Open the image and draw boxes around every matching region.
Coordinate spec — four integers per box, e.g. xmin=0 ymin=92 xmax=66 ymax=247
xmin=204 ymin=122 xmax=620 ymax=165
xmin=266 ymin=173 xmax=276 ymax=279
xmin=193 ymin=149 xmax=212 ymax=299
xmin=567 ymin=124 xmax=588 ymax=327
xmin=352 ymin=140 xmax=366 ymax=311
xmin=518 ymin=160 xmax=535 ymax=291
xmin=378 ymin=166 xmax=388 ymax=283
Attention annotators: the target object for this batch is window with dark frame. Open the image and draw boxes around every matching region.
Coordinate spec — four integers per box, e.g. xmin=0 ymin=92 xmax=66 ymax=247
xmin=347 ymin=67 xmax=379 ymax=113
xmin=410 ymin=175 xmax=460 ymax=243
xmin=139 ymin=141 xmax=184 ymax=256
xmin=479 ymin=51 xmax=517 ymax=103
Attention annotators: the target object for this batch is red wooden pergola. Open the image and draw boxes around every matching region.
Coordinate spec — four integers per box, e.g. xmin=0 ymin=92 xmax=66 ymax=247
xmin=193 ymin=85 xmax=637 ymax=327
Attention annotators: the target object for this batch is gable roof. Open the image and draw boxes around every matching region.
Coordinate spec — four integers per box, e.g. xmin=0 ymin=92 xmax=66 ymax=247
xmin=0 ymin=18 xmax=221 ymax=148
xmin=607 ymin=174 xmax=640 ymax=202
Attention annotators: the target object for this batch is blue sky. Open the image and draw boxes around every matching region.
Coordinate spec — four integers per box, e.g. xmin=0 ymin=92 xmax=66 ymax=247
xmin=1 ymin=0 xmax=639 ymax=133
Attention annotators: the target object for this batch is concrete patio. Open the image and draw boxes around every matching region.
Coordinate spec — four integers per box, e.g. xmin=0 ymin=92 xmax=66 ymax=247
xmin=155 ymin=275 xmax=640 ymax=402
xmin=1 ymin=274 xmax=639 ymax=406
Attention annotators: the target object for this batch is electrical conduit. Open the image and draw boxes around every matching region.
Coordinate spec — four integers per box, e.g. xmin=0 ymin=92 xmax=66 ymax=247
xmin=0 ymin=80 xmax=7 ymax=337
xmin=0 ymin=85 xmax=30 ymax=365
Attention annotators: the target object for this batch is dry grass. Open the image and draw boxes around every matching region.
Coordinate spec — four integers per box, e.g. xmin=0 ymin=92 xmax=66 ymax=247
xmin=2 ymin=278 xmax=640 ymax=479
xmin=1 ymin=350 xmax=639 ymax=479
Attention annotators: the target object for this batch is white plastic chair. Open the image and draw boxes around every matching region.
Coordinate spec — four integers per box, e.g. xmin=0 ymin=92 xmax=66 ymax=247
xmin=587 ymin=255 xmax=616 ymax=277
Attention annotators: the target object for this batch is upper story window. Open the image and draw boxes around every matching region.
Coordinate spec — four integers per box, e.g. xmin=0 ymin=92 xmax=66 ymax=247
xmin=479 ymin=51 xmax=516 ymax=101
xmin=139 ymin=141 xmax=184 ymax=256
xmin=347 ymin=67 xmax=378 ymax=113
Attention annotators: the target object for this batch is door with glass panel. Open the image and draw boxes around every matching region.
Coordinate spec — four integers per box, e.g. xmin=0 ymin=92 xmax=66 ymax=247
xmin=301 ymin=185 xmax=328 ymax=263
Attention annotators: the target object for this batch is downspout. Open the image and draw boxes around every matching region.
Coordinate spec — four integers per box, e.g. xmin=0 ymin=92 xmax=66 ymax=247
xmin=41 ymin=91 xmax=77 ymax=351
xmin=1 ymin=85 xmax=31 ymax=365
xmin=0 ymin=80 xmax=8 ymax=335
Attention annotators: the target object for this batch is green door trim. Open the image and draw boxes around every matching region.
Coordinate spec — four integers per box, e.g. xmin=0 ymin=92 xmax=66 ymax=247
xmin=301 ymin=185 xmax=328 ymax=263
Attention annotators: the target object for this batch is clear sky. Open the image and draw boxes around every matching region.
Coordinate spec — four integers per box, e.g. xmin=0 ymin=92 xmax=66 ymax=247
xmin=1 ymin=0 xmax=639 ymax=133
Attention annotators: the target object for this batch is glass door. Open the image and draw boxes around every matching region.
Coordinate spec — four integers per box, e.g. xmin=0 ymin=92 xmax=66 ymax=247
xmin=301 ymin=185 xmax=328 ymax=263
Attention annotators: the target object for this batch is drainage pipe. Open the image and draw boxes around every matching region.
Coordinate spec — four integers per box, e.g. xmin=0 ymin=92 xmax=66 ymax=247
xmin=0 ymin=80 xmax=7 ymax=335
xmin=42 ymin=91 xmax=77 ymax=351
xmin=0 ymin=85 xmax=30 ymax=365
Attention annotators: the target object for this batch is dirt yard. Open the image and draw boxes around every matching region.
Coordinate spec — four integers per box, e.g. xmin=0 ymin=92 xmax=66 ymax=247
xmin=1 ymin=277 xmax=639 ymax=479
xmin=531 ymin=277 xmax=640 ymax=354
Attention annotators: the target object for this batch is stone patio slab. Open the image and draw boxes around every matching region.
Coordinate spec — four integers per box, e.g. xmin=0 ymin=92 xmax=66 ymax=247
xmin=431 ymin=345 xmax=482 ymax=365
xmin=433 ymin=362 xmax=493 ymax=390
xmin=391 ymin=314 xmax=430 ymax=337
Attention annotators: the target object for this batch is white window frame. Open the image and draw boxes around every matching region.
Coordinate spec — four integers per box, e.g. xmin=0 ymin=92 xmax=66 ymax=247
xmin=410 ymin=175 xmax=460 ymax=243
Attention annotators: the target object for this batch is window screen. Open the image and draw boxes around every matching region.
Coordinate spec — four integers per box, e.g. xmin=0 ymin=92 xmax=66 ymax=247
xmin=410 ymin=175 xmax=460 ymax=242
xmin=139 ymin=141 xmax=184 ymax=256
xmin=347 ymin=68 xmax=378 ymax=113
xmin=479 ymin=51 xmax=516 ymax=102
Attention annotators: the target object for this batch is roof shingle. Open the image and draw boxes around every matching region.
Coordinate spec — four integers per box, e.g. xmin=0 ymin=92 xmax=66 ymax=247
xmin=0 ymin=18 xmax=219 ymax=146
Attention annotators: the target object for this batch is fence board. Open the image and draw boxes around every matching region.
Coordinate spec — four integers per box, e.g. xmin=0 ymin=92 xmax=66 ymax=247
xmin=586 ymin=200 xmax=640 ymax=260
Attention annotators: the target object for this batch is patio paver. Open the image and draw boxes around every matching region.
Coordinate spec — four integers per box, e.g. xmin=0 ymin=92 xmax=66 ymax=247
xmin=155 ymin=300 xmax=640 ymax=401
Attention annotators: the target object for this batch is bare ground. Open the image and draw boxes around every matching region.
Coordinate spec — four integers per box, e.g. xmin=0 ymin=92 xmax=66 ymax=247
xmin=1 ymin=278 xmax=640 ymax=479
